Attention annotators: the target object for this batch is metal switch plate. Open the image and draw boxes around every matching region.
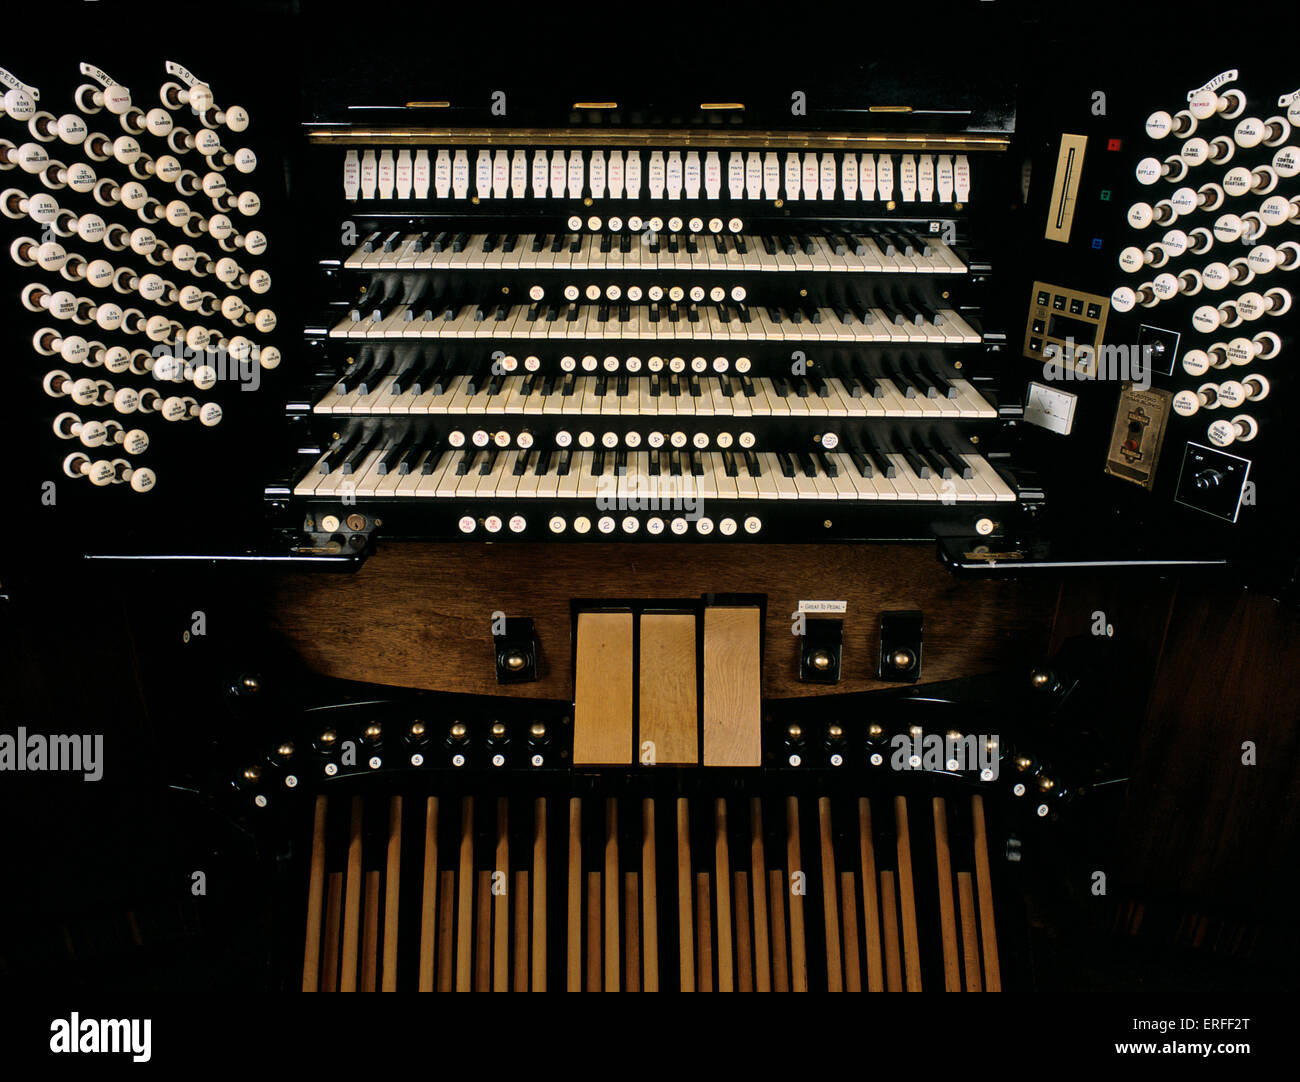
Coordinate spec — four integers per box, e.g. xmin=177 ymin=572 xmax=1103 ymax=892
xmin=1175 ymin=442 xmax=1252 ymax=523
xmin=1104 ymin=383 xmax=1172 ymax=490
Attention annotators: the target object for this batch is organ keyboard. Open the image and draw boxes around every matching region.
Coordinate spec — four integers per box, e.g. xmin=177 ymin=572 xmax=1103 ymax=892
xmin=276 ymin=121 xmax=1026 ymax=545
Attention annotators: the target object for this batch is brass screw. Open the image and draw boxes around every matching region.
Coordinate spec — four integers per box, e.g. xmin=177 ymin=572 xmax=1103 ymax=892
xmin=811 ymin=651 xmax=832 ymax=671
xmin=504 ymin=652 xmax=526 ymax=671
xmin=529 ymin=723 xmax=546 ymax=739
xmin=319 ymin=729 xmax=338 ymax=747
xmin=490 ymin=722 xmax=507 ymax=738
xmin=242 ymin=765 xmax=261 ymax=783
xmin=868 ymin=723 xmax=884 ymax=739
xmin=970 ymin=434 xmax=980 ymax=445
xmin=449 ymin=722 xmax=467 ymax=740
xmin=827 ymin=724 xmax=844 ymax=741
xmin=1038 ymin=776 xmax=1055 ymax=792
xmin=892 ymin=649 xmax=915 ymax=671
xmin=583 ymin=197 xmax=592 ymax=207
xmin=409 ymin=721 xmax=426 ymax=739
xmin=786 ymin=723 xmax=803 ymax=740
xmin=799 ymin=288 xmax=808 ymax=298
xmin=908 ymin=724 xmax=923 ymax=738
xmin=276 ymin=742 xmax=295 ymax=759
xmin=363 ymin=722 xmax=382 ymax=741
xmin=1015 ymin=756 xmax=1033 ymax=772
xmin=1030 ymin=669 xmax=1052 ymax=689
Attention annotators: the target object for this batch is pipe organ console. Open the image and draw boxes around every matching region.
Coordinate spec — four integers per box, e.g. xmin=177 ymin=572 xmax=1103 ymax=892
xmin=2 ymin=2 xmax=1297 ymax=1022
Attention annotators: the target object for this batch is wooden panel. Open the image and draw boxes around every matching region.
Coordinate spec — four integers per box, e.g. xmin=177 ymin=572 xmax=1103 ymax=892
xmin=573 ymin=611 xmax=634 ymax=765
xmin=1118 ymin=585 xmax=1300 ymax=922
xmin=267 ymin=542 xmax=1058 ymax=698
xmin=702 ymin=607 xmax=761 ymax=767
xmin=638 ymin=612 xmax=698 ymax=765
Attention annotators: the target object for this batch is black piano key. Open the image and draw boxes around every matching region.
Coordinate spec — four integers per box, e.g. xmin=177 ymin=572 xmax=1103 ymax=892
xmin=339 ymin=435 xmax=371 ymax=475
xmin=513 ymin=450 xmax=532 ymax=476
xmin=531 ymin=234 xmax=546 ymax=252
xmin=938 ymin=444 xmax=974 ymax=479
xmin=722 ymin=450 xmax=739 ymax=477
xmin=920 ymin=445 xmax=952 ymax=479
xmin=452 ymin=232 xmax=470 ymax=252
xmin=777 ymin=451 xmax=797 ymax=478
xmin=901 ymin=447 xmax=931 ymax=479
xmin=863 ymin=441 xmax=895 ymax=477
xmin=744 ymin=449 xmax=762 ymax=477
xmin=454 ymin=450 xmax=475 ymax=476
xmin=848 ymin=445 xmax=873 ymax=478
xmin=376 ymin=434 xmax=411 ymax=475
xmin=818 ymin=451 xmax=839 ymax=478
xmin=555 ymin=449 xmax=572 ymax=476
